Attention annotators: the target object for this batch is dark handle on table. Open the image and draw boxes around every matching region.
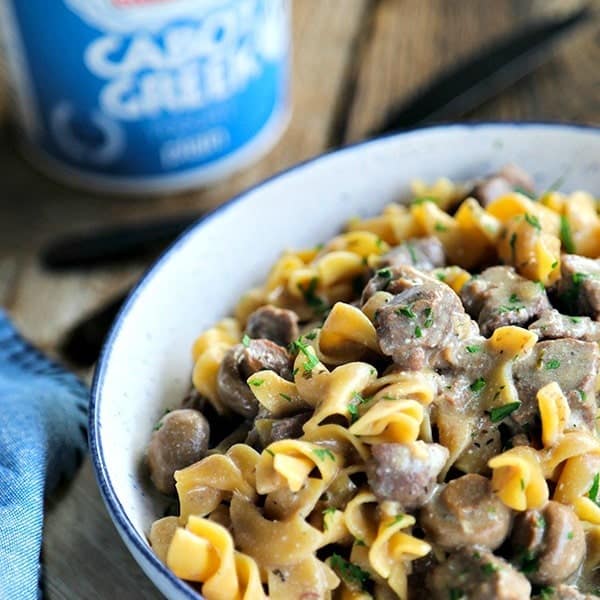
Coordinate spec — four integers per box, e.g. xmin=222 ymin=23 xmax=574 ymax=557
xmin=42 ymin=213 xmax=200 ymax=270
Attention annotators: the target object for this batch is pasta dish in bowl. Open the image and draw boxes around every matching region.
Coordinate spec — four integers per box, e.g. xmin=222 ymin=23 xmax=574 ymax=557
xmin=146 ymin=164 xmax=600 ymax=599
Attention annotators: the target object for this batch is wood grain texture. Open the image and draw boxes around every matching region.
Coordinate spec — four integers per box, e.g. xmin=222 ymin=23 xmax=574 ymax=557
xmin=0 ymin=0 xmax=596 ymax=597
xmin=345 ymin=0 xmax=599 ymax=142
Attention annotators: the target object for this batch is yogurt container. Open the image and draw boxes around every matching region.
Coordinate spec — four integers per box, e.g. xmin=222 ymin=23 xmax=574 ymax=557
xmin=0 ymin=0 xmax=290 ymax=194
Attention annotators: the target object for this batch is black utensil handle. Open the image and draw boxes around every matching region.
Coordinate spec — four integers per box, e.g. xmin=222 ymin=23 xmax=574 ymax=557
xmin=372 ymin=6 xmax=591 ymax=134
xmin=60 ymin=291 xmax=128 ymax=367
xmin=42 ymin=213 xmax=199 ymax=270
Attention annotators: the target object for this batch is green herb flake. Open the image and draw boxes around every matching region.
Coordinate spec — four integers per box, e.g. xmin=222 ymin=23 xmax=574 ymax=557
xmin=513 ymin=186 xmax=536 ymax=199
xmin=304 ymin=330 xmax=317 ymax=340
xmin=329 ymin=553 xmax=371 ymax=591
xmin=536 ymin=515 xmax=546 ymax=529
xmin=449 ymin=590 xmax=465 ymax=600
xmin=570 ymin=316 xmax=582 ymax=324
xmin=265 ymin=449 xmax=275 ymax=457
xmin=567 ymin=531 xmax=574 ymax=540
xmin=424 ymin=307 xmax=434 ymax=328
xmin=376 ymin=268 xmax=392 ymax=279
xmin=489 ymin=402 xmax=521 ymax=423
xmin=573 ymin=272 xmax=589 ymax=285
xmin=509 ymin=293 xmax=520 ymax=304
xmin=375 ymin=237 xmax=384 ymax=249
xmin=519 ymin=549 xmax=538 ymax=573
xmin=406 ymin=241 xmax=418 ymax=265
xmin=348 ymin=391 xmax=370 ymax=423
xmin=524 ymin=213 xmax=541 ymax=231
xmin=353 ymin=538 xmax=366 ymax=547
xmin=396 ymin=305 xmax=416 ymax=319
xmin=250 ymin=378 xmax=264 ymax=387
xmin=313 ymin=448 xmax=336 ymax=462
xmin=481 ymin=562 xmax=499 ymax=576
xmin=560 ymin=215 xmax=575 ymax=253
xmin=470 ymin=377 xmax=486 ymax=394
xmin=322 ymin=507 xmax=337 ymax=530
xmin=544 ymin=359 xmax=561 ymax=370
xmin=242 ymin=334 xmax=251 ymax=347
xmin=551 ymin=260 xmax=558 ymax=269
xmin=414 ymin=325 xmax=423 ymax=338
xmin=520 ymin=478 xmax=526 ymax=491
xmin=412 ymin=196 xmax=438 ymax=206
xmin=436 ymin=272 xmax=447 ymax=282
xmin=298 ymin=277 xmax=328 ymax=315
xmin=539 ymin=587 xmax=555 ymax=600
xmin=434 ymin=222 xmax=448 ymax=232
xmin=466 ymin=345 xmax=482 ymax=353
xmin=386 ymin=514 xmax=405 ymax=528
xmin=509 ymin=232 xmax=517 ymax=261
xmin=292 ymin=338 xmax=320 ymax=373
xmin=588 ymin=473 xmax=600 ymax=503
xmin=279 ymin=392 xmax=292 ymax=402
xmin=578 ymin=389 xmax=587 ymax=402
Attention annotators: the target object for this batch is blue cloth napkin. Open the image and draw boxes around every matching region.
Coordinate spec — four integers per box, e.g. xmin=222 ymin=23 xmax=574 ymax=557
xmin=0 ymin=311 xmax=88 ymax=600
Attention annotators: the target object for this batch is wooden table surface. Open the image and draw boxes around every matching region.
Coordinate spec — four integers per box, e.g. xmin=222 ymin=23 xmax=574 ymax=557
xmin=0 ymin=0 xmax=598 ymax=597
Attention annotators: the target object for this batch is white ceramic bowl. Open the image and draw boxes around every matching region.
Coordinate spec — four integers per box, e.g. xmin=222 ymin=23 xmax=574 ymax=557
xmin=90 ymin=123 xmax=600 ymax=599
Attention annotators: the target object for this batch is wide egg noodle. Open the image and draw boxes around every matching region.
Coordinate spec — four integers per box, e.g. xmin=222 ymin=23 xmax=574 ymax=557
xmin=148 ymin=174 xmax=600 ymax=599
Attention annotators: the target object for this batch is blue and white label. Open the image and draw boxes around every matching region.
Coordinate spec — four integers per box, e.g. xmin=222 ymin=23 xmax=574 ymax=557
xmin=1 ymin=0 xmax=289 ymax=188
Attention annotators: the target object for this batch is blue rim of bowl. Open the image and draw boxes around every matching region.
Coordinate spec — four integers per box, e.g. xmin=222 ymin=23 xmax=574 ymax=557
xmin=90 ymin=121 xmax=600 ymax=598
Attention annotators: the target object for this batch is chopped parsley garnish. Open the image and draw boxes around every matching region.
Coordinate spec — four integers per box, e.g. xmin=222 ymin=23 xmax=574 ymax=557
xmin=265 ymin=448 xmax=275 ymax=457
xmin=498 ymin=303 xmax=524 ymax=314
xmin=466 ymin=345 xmax=482 ymax=353
xmin=292 ymin=338 xmax=320 ymax=373
xmin=353 ymin=538 xmax=366 ymax=547
xmin=560 ymin=215 xmax=575 ymax=253
xmin=470 ymin=377 xmax=486 ymax=393
xmin=544 ymin=359 xmax=561 ymax=370
xmin=375 ymin=237 xmax=384 ymax=249
xmin=414 ymin=325 xmax=423 ymax=338
xmin=481 ymin=562 xmax=499 ymax=575
xmin=570 ymin=316 xmax=582 ymax=324
xmin=412 ymin=196 xmax=438 ymax=206
xmin=376 ymin=267 xmax=392 ymax=279
xmin=588 ymin=473 xmax=600 ymax=504
xmin=435 ymin=222 xmax=448 ymax=232
xmin=348 ymin=391 xmax=370 ymax=423
xmin=153 ymin=408 xmax=171 ymax=431
xmin=329 ymin=553 xmax=371 ymax=591
xmin=396 ymin=305 xmax=416 ymax=318
xmin=322 ymin=507 xmax=337 ymax=530
xmin=513 ymin=186 xmax=536 ymax=199
xmin=298 ymin=277 xmax=328 ymax=314
xmin=279 ymin=393 xmax=292 ymax=402
xmin=573 ymin=272 xmax=589 ymax=285
xmin=567 ymin=531 xmax=574 ymax=540
xmin=449 ymin=590 xmax=465 ymax=600
xmin=518 ymin=549 xmax=538 ymax=573
xmin=386 ymin=514 xmax=406 ymax=528
xmin=520 ymin=478 xmax=526 ymax=492
xmin=539 ymin=587 xmax=555 ymax=600
xmin=304 ymin=330 xmax=317 ymax=340
xmin=509 ymin=293 xmax=520 ymax=304
xmin=436 ymin=272 xmax=446 ymax=281
xmin=509 ymin=232 xmax=517 ymax=261
xmin=524 ymin=213 xmax=541 ymax=231
xmin=551 ymin=260 xmax=558 ymax=269
xmin=489 ymin=402 xmax=520 ymax=423
xmin=249 ymin=378 xmax=264 ymax=387
xmin=424 ymin=307 xmax=434 ymax=328
xmin=406 ymin=241 xmax=418 ymax=265
xmin=242 ymin=334 xmax=251 ymax=347
xmin=313 ymin=448 xmax=335 ymax=461
xmin=536 ymin=515 xmax=546 ymax=529
xmin=578 ymin=389 xmax=587 ymax=402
